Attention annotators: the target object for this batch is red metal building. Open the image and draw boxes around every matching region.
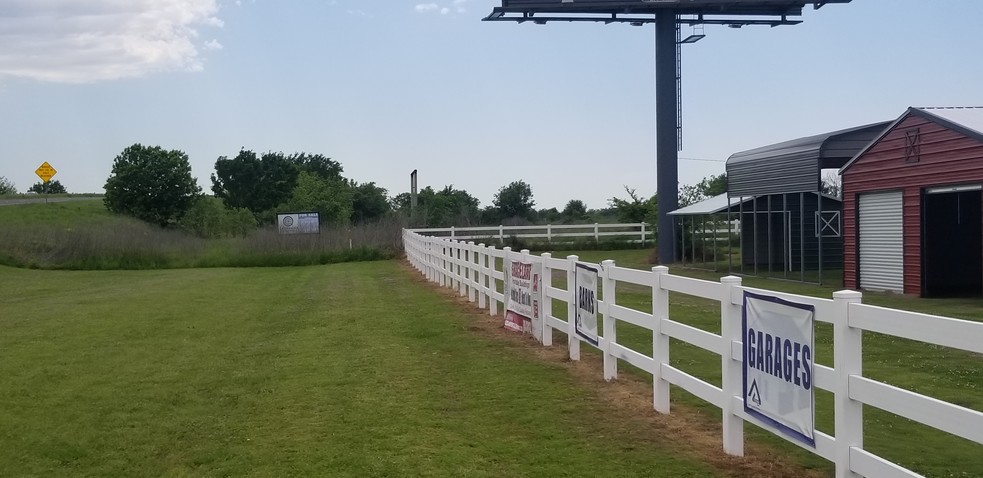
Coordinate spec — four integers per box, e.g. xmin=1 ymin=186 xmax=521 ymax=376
xmin=840 ymin=107 xmax=983 ymax=297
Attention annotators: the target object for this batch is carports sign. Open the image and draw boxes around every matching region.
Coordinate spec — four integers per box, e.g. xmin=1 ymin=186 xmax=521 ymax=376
xmin=35 ymin=162 xmax=57 ymax=183
xmin=742 ymin=291 xmax=816 ymax=447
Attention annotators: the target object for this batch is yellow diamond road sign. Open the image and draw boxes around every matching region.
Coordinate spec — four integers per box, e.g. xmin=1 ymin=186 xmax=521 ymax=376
xmin=35 ymin=162 xmax=57 ymax=183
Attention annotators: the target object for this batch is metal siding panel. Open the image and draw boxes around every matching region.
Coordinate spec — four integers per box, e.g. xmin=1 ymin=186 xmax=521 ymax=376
xmin=728 ymin=151 xmax=817 ymax=196
xmin=859 ymin=191 xmax=904 ymax=292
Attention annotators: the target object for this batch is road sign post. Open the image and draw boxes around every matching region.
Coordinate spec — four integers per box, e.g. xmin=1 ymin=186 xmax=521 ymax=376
xmin=35 ymin=162 xmax=57 ymax=204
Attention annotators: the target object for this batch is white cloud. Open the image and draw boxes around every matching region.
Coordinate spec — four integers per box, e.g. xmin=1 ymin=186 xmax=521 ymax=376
xmin=415 ymin=1 xmax=468 ymax=16
xmin=0 ymin=0 xmax=224 ymax=83
xmin=203 ymin=39 xmax=223 ymax=50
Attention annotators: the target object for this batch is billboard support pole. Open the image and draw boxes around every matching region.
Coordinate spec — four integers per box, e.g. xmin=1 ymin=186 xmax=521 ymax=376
xmin=656 ymin=11 xmax=679 ymax=264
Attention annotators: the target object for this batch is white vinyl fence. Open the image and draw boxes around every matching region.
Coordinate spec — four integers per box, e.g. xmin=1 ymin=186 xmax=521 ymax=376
xmin=409 ymin=222 xmax=651 ymax=244
xmin=402 ymin=229 xmax=983 ymax=478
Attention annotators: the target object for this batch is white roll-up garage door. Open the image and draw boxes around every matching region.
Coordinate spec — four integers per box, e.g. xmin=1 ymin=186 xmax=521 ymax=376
xmin=858 ymin=191 xmax=904 ymax=292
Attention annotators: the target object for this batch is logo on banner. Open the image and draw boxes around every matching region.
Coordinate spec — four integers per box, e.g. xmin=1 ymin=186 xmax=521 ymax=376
xmin=574 ymin=263 xmax=599 ymax=346
xmin=742 ymin=291 xmax=816 ymax=447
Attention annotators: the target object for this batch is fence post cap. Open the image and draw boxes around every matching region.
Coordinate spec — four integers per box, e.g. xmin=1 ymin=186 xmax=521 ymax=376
xmin=833 ymin=290 xmax=863 ymax=300
xmin=542 ymin=252 xmax=552 ymax=259
xmin=566 ymin=254 xmax=579 ymax=261
xmin=652 ymin=265 xmax=669 ymax=273
xmin=720 ymin=275 xmax=742 ymax=285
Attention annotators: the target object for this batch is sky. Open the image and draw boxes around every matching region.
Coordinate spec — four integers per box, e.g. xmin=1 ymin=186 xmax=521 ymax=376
xmin=1 ymin=0 xmax=982 ymax=211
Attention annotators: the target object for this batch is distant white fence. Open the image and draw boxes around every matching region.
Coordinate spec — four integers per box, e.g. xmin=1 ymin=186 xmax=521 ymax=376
xmin=408 ymin=223 xmax=651 ymax=244
xmin=402 ymin=229 xmax=983 ymax=478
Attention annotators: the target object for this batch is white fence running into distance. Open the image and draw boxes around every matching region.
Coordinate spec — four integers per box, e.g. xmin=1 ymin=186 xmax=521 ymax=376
xmin=409 ymin=222 xmax=652 ymax=244
xmin=402 ymin=228 xmax=983 ymax=478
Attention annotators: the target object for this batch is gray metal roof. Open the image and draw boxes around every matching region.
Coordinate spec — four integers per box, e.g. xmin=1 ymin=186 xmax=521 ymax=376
xmin=726 ymin=121 xmax=890 ymax=198
xmin=668 ymin=194 xmax=750 ymax=216
xmin=669 ymin=192 xmax=840 ymax=216
xmin=840 ymin=107 xmax=983 ymax=174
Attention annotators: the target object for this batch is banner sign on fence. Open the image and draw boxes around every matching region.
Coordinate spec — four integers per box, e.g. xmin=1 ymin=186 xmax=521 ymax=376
xmin=504 ymin=260 xmax=542 ymax=334
xmin=742 ymin=291 xmax=816 ymax=447
xmin=277 ymin=212 xmax=320 ymax=234
xmin=575 ymin=263 xmax=599 ymax=346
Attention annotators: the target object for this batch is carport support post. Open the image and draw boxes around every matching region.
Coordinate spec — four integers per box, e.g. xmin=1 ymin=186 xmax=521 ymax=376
xmin=655 ymin=11 xmax=679 ymax=264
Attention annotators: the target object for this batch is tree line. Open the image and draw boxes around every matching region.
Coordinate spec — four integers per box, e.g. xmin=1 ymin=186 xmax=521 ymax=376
xmin=92 ymin=143 xmax=728 ymax=236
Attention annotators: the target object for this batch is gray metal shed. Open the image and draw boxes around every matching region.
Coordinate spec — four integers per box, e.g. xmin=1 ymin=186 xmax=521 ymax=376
xmin=727 ymin=122 xmax=891 ymax=197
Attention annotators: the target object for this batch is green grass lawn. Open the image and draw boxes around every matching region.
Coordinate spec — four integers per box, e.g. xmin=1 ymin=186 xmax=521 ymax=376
xmin=1 ymin=261 xmax=733 ymax=477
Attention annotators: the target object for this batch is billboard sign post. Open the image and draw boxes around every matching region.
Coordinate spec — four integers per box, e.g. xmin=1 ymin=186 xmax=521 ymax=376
xmin=742 ymin=291 xmax=816 ymax=447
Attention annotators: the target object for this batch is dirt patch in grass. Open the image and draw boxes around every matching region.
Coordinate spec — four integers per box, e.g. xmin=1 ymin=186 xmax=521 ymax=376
xmin=405 ymin=263 xmax=827 ymax=478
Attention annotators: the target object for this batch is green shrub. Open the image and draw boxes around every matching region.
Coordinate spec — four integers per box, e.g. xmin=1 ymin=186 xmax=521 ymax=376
xmin=180 ymin=196 xmax=257 ymax=238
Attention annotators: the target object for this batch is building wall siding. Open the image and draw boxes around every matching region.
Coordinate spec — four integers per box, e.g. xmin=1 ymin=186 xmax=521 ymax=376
xmin=842 ymin=114 xmax=983 ymax=295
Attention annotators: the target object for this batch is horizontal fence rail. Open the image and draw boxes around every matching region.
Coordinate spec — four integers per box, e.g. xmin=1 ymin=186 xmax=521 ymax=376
xmin=402 ymin=229 xmax=983 ymax=478
xmin=408 ymin=223 xmax=652 ymax=244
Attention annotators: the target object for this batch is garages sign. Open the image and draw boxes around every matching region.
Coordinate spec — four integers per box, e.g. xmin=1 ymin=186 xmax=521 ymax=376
xmin=742 ymin=291 xmax=816 ymax=447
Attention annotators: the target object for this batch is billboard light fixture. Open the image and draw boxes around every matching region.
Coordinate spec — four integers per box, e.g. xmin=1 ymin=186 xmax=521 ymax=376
xmin=679 ymin=33 xmax=705 ymax=43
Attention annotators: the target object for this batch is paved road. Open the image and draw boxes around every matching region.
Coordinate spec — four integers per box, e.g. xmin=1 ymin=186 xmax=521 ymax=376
xmin=0 ymin=197 xmax=102 ymax=207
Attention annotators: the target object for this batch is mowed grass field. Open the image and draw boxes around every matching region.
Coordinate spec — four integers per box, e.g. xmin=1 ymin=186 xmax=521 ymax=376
xmin=0 ymin=261 xmax=746 ymax=477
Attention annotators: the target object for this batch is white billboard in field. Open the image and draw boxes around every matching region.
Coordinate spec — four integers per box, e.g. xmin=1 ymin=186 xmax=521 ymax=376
xmin=743 ymin=291 xmax=816 ymax=447
xmin=277 ymin=212 xmax=320 ymax=234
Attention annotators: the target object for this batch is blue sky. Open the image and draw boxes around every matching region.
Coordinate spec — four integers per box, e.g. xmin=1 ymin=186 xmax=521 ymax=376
xmin=1 ymin=0 xmax=981 ymax=210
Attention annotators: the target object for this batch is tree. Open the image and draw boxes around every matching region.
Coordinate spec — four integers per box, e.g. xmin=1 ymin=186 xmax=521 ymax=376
xmin=678 ymin=173 xmax=727 ymax=207
xmin=350 ymin=181 xmax=390 ymax=223
xmin=104 ymin=144 xmax=202 ymax=227
xmin=211 ymin=150 xmax=302 ymax=217
xmin=608 ymin=186 xmax=658 ymax=224
xmin=394 ymin=185 xmax=480 ymax=227
xmin=821 ymin=170 xmax=841 ymax=199
xmin=28 ymin=180 xmax=67 ymax=194
xmin=0 ymin=176 xmax=15 ymax=195
xmin=561 ymin=199 xmax=589 ymax=223
xmin=286 ymin=172 xmax=353 ymax=225
xmin=493 ymin=180 xmax=535 ymax=220
xmin=291 ymin=153 xmax=344 ymax=181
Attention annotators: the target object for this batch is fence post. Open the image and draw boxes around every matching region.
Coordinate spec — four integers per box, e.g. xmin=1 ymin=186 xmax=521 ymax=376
xmin=720 ymin=275 xmax=744 ymax=456
xmin=652 ymin=265 xmax=670 ymax=413
xmin=541 ymin=252 xmax=553 ymax=347
xmin=602 ymin=259 xmax=618 ymax=381
xmin=594 ymin=223 xmax=599 ymax=242
xmin=641 ymin=223 xmax=647 ymax=244
xmin=477 ymin=243 xmax=487 ymax=309
xmin=833 ymin=290 xmax=864 ymax=478
xmin=547 ymin=224 xmax=553 ymax=243
xmin=467 ymin=242 xmax=476 ymax=302
xmin=488 ymin=245 xmax=499 ymax=316
xmin=567 ymin=255 xmax=581 ymax=361
xmin=457 ymin=241 xmax=467 ymax=296
xmin=450 ymin=226 xmax=455 ymax=239
xmin=501 ymin=247 xmax=512 ymax=317
xmin=440 ymin=243 xmax=447 ymax=288
xmin=499 ymin=225 xmax=504 ymax=243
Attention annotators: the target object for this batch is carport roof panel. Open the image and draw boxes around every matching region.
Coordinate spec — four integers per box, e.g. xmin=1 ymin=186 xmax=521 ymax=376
xmin=726 ymin=121 xmax=890 ymax=197
xmin=669 ymin=194 xmax=751 ymax=216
